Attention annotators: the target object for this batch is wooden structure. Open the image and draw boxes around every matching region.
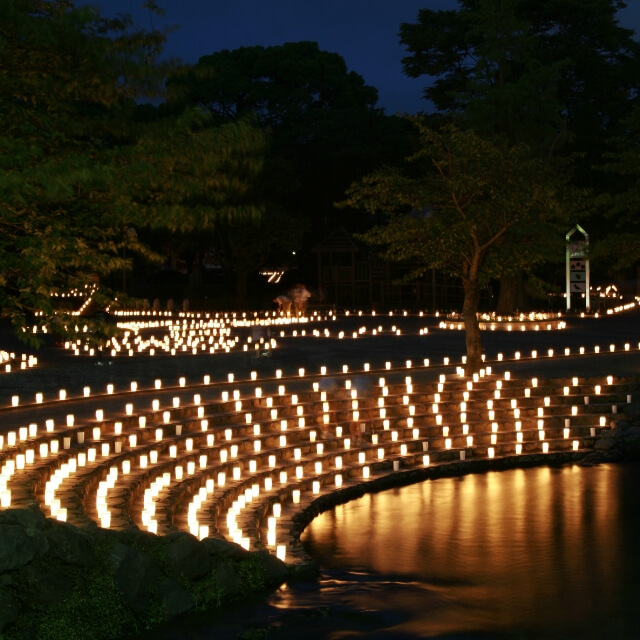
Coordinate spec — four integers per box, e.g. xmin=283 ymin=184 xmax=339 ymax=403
xmin=312 ymin=227 xmax=462 ymax=310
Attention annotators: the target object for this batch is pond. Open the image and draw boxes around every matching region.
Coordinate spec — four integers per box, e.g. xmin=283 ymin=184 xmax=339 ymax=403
xmin=141 ymin=462 xmax=640 ymax=639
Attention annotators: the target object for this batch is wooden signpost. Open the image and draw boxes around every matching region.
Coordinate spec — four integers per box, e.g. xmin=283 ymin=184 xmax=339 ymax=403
xmin=566 ymin=225 xmax=590 ymax=311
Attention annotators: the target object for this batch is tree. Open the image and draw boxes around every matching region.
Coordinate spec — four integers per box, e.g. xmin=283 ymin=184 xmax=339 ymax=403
xmin=399 ymin=0 xmax=640 ymax=310
xmin=594 ymin=105 xmax=640 ymax=277
xmin=343 ymin=120 xmax=576 ymax=373
xmin=522 ymin=0 xmax=640 ymax=173
xmin=401 ymin=0 xmax=566 ymax=150
xmin=0 ymin=0 xmax=166 ymax=342
xmin=400 ymin=0 xmax=640 ymax=155
xmin=0 ymin=1 xmax=268 ymax=338
xmin=113 ymin=106 xmax=269 ymax=308
xmin=167 ymin=41 xmax=379 ymax=129
xmin=166 ymin=41 xmax=414 ymax=294
xmin=118 ymin=108 xmax=266 ymax=235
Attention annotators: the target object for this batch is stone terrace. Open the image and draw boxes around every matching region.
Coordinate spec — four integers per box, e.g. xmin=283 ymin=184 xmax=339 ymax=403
xmin=2 ymin=308 xmax=640 ymax=567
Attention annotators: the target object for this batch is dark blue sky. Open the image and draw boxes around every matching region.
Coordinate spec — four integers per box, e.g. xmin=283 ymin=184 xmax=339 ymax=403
xmin=100 ymin=0 xmax=640 ymax=115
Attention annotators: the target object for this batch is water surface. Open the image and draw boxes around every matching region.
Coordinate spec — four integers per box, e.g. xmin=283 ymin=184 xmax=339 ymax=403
xmin=301 ymin=463 xmax=640 ymax=639
xmin=143 ymin=463 xmax=640 ymax=639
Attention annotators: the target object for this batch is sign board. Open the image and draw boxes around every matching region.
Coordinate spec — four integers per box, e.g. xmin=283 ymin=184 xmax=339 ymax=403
xmin=565 ymin=225 xmax=590 ymax=311
xmin=569 ymin=243 xmax=586 ymax=259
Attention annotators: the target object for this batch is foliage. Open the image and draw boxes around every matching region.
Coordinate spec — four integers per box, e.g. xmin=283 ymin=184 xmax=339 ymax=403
xmin=119 ymin=108 xmax=267 ymax=235
xmin=10 ymin=542 xmax=133 ymax=640
xmin=167 ymin=41 xmax=379 ymax=131
xmin=237 ymin=556 xmax=267 ymax=596
xmin=344 ymin=119 xmax=578 ymax=371
xmin=0 ymin=0 xmax=167 ymax=342
xmin=110 ymin=104 xmax=270 ymax=308
xmin=30 ymin=571 xmax=130 ymax=640
xmin=347 ymin=120 xmax=574 ymax=280
xmin=401 ymin=0 xmax=565 ymax=149
xmin=188 ymin=571 xmax=226 ymax=610
xmin=523 ymin=0 xmax=640 ymax=164
xmin=0 ymin=1 xmax=270 ymax=342
xmin=400 ymin=0 xmax=640 ymax=166
xmin=398 ymin=0 xmax=640 ymax=310
xmin=400 ymin=0 xmax=640 ymax=148
xmin=594 ymin=104 xmax=640 ymax=271
xmin=167 ymin=41 xmax=414 ymax=291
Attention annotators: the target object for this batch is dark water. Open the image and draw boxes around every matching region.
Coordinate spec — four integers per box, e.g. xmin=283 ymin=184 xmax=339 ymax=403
xmin=146 ymin=463 xmax=640 ymax=639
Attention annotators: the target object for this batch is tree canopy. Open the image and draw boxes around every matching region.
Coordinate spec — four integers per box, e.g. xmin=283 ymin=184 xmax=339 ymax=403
xmin=400 ymin=0 xmax=640 ymax=162
xmin=164 ymin=41 xmax=414 ymax=305
xmin=118 ymin=108 xmax=266 ymax=234
xmin=344 ymin=119 xmax=578 ymax=372
xmin=167 ymin=41 xmax=379 ymax=128
xmin=0 ymin=0 xmax=269 ymax=340
xmin=166 ymin=41 xmax=401 ymax=224
xmin=0 ymin=0 xmax=167 ymax=339
xmin=399 ymin=0 xmax=640 ymax=312
xmin=595 ymin=105 xmax=640 ymax=273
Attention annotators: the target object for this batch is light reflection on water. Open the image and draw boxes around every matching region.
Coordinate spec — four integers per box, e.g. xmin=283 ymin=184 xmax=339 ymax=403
xmin=140 ymin=463 xmax=640 ymax=639
xmin=300 ymin=463 xmax=640 ymax=639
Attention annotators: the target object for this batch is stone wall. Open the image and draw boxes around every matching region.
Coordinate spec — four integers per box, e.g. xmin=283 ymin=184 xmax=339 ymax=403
xmin=0 ymin=512 xmax=288 ymax=639
xmin=1 ymin=401 xmax=639 ymax=639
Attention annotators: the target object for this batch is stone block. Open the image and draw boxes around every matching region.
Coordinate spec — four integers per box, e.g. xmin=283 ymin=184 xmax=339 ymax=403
xmin=164 ymin=531 xmax=211 ymax=580
xmin=0 ymin=524 xmax=49 ymax=573
xmin=44 ymin=521 xmax=95 ymax=568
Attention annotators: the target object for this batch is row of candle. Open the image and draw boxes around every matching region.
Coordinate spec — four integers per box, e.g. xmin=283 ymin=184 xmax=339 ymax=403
xmin=6 ymin=329 xmax=640 ymax=411
xmin=1 ymin=363 xmax=634 ymax=563
xmin=443 ymin=320 xmax=567 ymax=331
xmin=3 ymin=368 xmax=624 ymax=469
xmin=1 ymin=351 xmax=38 ymax=373
xmin=2 ymin=368 xmax=624 ymax=468
xmin=1 ymin=408 xmax=600 ymax=524
xmin=34 ymin=303 xmax=638 ymax=361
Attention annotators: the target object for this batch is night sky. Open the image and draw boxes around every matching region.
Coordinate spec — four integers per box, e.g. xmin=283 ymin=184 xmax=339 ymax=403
xmin=99 ymin=0 xmax=640 ymax=115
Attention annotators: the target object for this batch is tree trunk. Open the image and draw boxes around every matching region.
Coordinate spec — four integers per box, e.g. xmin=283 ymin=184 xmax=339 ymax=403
xmin=463 ymin=277 xmax=483 ymax=374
